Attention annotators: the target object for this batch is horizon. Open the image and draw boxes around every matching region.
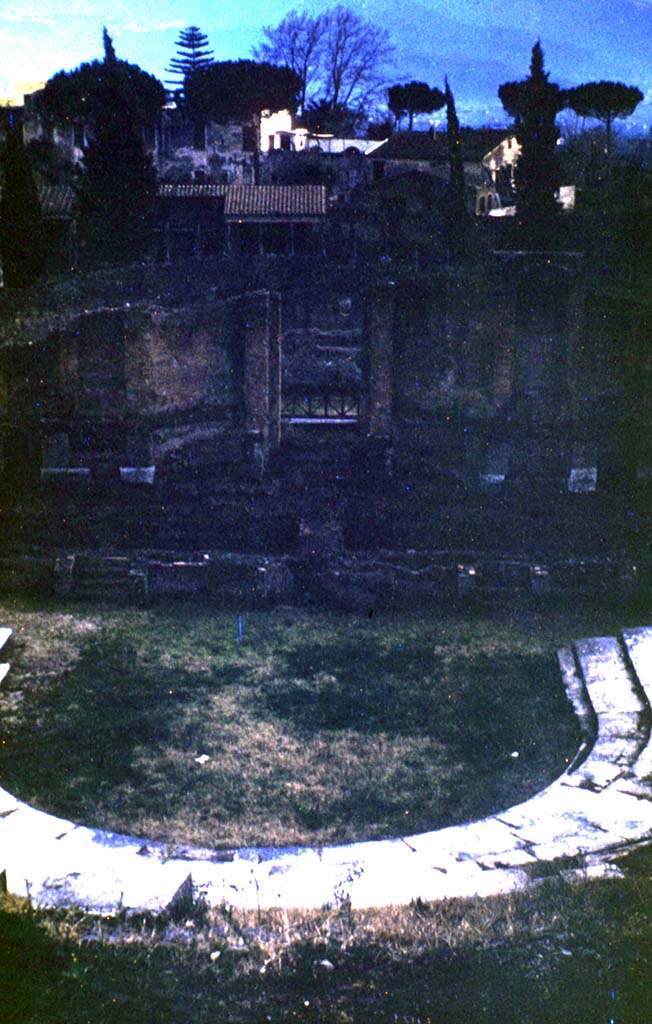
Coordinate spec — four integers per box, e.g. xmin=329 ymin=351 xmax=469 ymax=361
xmin=1 ymin=1 xmax=651 ymax=132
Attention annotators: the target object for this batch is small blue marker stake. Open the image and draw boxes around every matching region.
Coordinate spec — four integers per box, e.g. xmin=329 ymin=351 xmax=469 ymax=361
xmin=237 ymin=615 xmax=243 ymax=642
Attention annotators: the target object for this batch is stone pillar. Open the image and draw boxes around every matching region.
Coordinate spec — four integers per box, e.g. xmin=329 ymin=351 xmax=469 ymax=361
xmin=363 ymin=283 xmax=394 ymax=439
xmin=266 ymin=292 xmax=282 ymax=450
xmin=242 ymin=292 xmax=271 ymax=472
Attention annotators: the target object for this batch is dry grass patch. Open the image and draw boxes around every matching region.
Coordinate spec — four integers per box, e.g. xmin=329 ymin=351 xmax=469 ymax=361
xmin=0 ymin=599 xmax=633 ymax=849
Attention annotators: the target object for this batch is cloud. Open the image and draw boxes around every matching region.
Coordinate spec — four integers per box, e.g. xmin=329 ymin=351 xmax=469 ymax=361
xmin=0 ymin=4 xmax=56 ymax=23
xmin=121 ymin=19 xmax=185 ymax=34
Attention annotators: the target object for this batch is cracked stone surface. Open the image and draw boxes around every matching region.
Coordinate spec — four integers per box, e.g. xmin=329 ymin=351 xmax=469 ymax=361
xmin=1 ymin=626 xmax=651 ymax=913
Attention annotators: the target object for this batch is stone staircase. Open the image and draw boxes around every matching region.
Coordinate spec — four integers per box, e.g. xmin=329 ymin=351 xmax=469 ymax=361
xmin=0 ymin=627 xmax=651 ymax=914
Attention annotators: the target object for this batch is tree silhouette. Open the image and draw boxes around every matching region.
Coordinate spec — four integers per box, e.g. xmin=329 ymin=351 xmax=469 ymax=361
xmin=165 ymin=26 xmax=214 ymax=98
xmin=77 ymin=30 xmax=157 ymax=264
xmin=387 ymin=82 xmax=445 ymax=129
xmin=445 ymin=78 xmax=466 ymax=254
xmin=304 ymin=97 xmax=366 ymax=135
xmin=253 ymin=6 xmax=393 ymax=124
xmin=40 ymin=39 xmax=165 ymax=132
xmin=499 ymin=41 xmax=564 ymax=231
xmin=254 ymin=10 xmax=323 ymax=116
xmin=565 ymin=81 xmax=643 ymax=158
xmin=0 ymin=117 xmax=46 ymax=288
xmin=185 ymin=60 xmax=301 ymax=182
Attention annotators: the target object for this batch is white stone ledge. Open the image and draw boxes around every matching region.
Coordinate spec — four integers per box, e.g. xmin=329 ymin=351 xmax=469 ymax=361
xmin=40 ymin=468 xmax=90 ymax=481
xmin=0 ymin=629 xmax=651 ymax=913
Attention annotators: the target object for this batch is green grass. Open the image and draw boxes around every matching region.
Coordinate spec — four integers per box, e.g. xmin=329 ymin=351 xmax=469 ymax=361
xmin=1 ymin=857 xmax=651 ymax=1023
xmin=0 ymin=598 xmax=640 ymax=850
xmin=1 ymin=597 xmax=650 ymax=1022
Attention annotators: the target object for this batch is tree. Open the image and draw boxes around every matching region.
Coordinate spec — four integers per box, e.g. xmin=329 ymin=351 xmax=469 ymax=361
xmin=77 ymin=30 xmax=157 ymax=264
xmin=304 ymin=97 xmax=366 ymax=136
xmin=0 ymin=117 xmax=46 ymax=288
xmin=366 ymin=116 xmax=394 ymax=141
xmin=387 ymin=81 xmax=445 ymax=130
xmin=253 ymin=6 xmax=393 ymax=126
xmin=320 ymin=6 xmax=393 ymax=114
xmin=445 ymin=78 xmax=466 ymax=254
xmin=185 ymin=60 xmax=302 ymax=182
xmin=165 ymin=26 xmax=214 ymax=98
xmin=499 ymin=41 xmax=565 ymax=231
xmin=254 ymin=10 xmax=323 ymax=117
xmin=40 ymin=38 xmax=165 ymax=131
xmin=564 ymin=81 xmax=643 ymax=158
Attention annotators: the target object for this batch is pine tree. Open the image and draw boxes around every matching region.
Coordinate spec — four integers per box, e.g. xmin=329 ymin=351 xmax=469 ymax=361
xmin=78 ymin=30 xmax=157 ymax=264
xmin=499 ymin=41 xmax=564 ymax=233
xmin=166 ymin=26 xmax=214 ymax=96
xmin=0 ymin=117 xmax=46 ymax=288
xmin=445 ymin=77 xmax=466 ymax=255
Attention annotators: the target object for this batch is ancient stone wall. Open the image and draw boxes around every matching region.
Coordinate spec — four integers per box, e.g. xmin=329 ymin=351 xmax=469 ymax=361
xmin=0 ymin=255 xmax=648 ymax=558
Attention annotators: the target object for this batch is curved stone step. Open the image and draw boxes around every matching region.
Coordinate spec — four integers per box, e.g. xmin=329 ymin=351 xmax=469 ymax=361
xmin=1 ymin=627 xmax=652 ymax=913
xmin=614 ymin=628 xmax=652 ymax=796
xmin=565 ymin=636 xmax=649 ymax=790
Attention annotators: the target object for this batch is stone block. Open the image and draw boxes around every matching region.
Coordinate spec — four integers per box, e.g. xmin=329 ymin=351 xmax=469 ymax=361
xmin=120 ymin=466 xmax=156 ymax=484
xmin=589 ymin=733 xmax=643 ymax=767
xmin=567 ymin=467 xmax=597 ymax=493
xmin=530 ymin=563 xmax=552 ymax=596
xmin=40 ymin=467 xmax=90 ymax=483
xmin=573 ymin=637 xmax=643 ymax=717
xmin=128 ymin=569 xmax=149 ymax=604
xmin=564 ymin=759 xmax=625 ymax=790
xmin=53 ymin=555 xmax=75 ymax=595
xmin=456 ymin=563 xmax=478 ymax=597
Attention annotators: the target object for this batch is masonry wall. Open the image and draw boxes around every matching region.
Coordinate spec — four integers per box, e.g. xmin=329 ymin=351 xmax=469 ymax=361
xmin=0 ymin=257 xmax=647 ymax=558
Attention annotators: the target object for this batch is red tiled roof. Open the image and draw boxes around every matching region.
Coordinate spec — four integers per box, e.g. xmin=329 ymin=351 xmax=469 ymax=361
xmin=1 ymin=182 xmax=327 ymax=221
xmin=370 ymin=128 xmax=512 ymax=165
xmin=225 ymin=185 xmax=327 ymax=218
xmin=371 ymin=132 xmax=442 ymax=162
xmin=158 ymin=184 xmax=230 ymax=199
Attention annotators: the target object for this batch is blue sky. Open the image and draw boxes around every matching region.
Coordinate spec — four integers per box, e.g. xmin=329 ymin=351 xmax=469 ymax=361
xmin=1 ymin=0 xmax=651 ymax=128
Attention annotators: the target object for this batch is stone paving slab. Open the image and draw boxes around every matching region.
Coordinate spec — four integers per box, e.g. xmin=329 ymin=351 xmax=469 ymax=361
xmin=622 ymin=629 xmax=652 ymax=701
xmin=2 ymin=820 xmax=193 ymax=914
xmin=611 ymin=776 xmax=652 ymax=801
xmin=560 ymin=760 xmax=626 ymax=790
xmin=594 ymin=709 xmax=647 ymax=739
xmin=0 ymin=785 xmax=20 ymax=816
xmin=557 ymin=646 xmax=595 ymax=733
xmin=18 ymin=856 xmax=193 ymax=916
xmin=589 ymin=733 xmax=646 ymax=765
xmin=0 ymin=801 xmax=77 ymax=844
xmin=573 ymin=637 xmax=642 ymax=716
xmin=630 ymin=752 xmax=652 ymax=785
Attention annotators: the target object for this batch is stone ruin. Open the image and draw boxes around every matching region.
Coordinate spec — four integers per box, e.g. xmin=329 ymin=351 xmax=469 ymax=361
xmin=0 ymin=253 xmax=648 ymax=601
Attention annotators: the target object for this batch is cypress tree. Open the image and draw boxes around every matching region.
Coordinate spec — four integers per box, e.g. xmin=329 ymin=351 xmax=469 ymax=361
xmin=0 ymin=117 xmax=46 ymax=289
xmin=445 ymin=77 xmax=466 ymax=255
xmin=499 ymin=41 xmax=564 ymax=233
xmin=78 ymin=30 xmax=157 ymax=264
